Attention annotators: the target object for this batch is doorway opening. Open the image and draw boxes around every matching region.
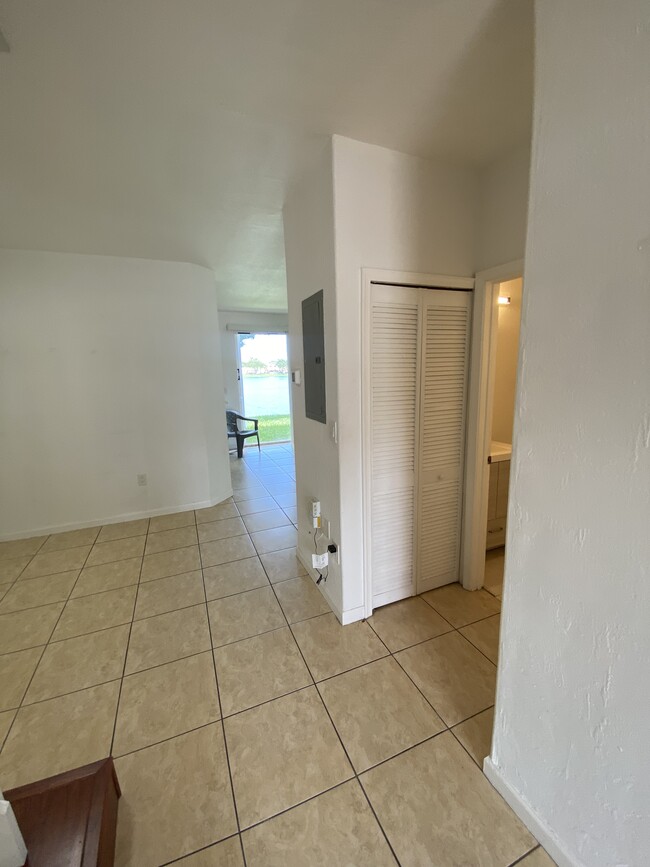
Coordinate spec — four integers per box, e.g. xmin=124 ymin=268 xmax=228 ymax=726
xmin=236 ymin=332 xmax=292 ymax=444
xmin=461 ymin=260 xmax=524 ymax=593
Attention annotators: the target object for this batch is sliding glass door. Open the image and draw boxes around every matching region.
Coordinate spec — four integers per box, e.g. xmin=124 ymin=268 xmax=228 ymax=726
xmin=237 ymin=332 xmax=291 ymax=443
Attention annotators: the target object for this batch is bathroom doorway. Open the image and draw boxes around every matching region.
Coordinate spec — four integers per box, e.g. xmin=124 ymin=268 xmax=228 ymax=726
xmin=461 ymin=261 xmax=524 ymax=592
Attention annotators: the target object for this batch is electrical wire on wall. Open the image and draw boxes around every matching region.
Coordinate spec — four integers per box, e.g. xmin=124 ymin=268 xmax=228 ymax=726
xmin=313 ymin=528 xmax=328 ymax=584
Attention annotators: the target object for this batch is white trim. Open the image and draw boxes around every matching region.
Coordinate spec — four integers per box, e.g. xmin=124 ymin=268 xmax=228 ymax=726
xmin=483 ymin=758 xmax=579 ymax=867
xmin=461 ymin=260 xmax=523 ymax=590
xmin=361 ymin=268 xmax=475 ymax=619
xmin=0 ymin=487 xmax=234 ymax=542
xmin=226 ymin=323 xmax=288 ymax=334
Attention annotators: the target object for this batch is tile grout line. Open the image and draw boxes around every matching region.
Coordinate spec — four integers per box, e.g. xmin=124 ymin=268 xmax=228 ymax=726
xmin=108 ymin=518 xmax=151 ymax=756
xmin=3 ymin=533 xmax=102 ymax=756
xmin=197 ymin=503 xmax=249 ymax=867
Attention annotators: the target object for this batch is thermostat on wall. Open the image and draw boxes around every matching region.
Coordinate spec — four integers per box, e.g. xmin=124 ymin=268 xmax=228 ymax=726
xmin=291 ymin=370 xmax=301 ymax=385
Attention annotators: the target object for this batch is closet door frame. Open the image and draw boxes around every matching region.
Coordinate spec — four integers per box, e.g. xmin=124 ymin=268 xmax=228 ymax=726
xmin=361 ymin=269 xmax=475 ymax=619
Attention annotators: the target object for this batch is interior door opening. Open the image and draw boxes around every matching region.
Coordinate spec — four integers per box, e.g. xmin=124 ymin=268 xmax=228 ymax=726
xmin=236 ymin=332 xmax=292 ymax=445
xmin=461 ymin=261 xmax=524 ymax=593
xmin=483 ymin=277 xmax=523 ymax=598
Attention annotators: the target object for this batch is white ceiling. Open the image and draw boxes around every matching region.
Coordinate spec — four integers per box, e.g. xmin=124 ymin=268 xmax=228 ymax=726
xmin=0 ymin=0 xmax=533 ymax=311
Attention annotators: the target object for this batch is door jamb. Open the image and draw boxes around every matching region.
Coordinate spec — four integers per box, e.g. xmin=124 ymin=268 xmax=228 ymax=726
xmin=361 ymin=268 xmax=475 ymax=619
xmin=460 ymin=260 xmax=524 ymax=591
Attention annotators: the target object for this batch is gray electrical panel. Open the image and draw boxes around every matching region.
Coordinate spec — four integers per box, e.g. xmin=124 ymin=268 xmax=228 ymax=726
xmin=302 ymin=290 xmax=327 ymax=423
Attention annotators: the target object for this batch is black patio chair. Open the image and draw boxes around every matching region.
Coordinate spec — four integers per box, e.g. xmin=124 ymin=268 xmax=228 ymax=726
xmin=226 ymin=410 xmax=261 ymax=458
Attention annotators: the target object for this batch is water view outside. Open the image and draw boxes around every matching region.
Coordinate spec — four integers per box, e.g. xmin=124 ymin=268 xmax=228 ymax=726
xmin=238 ymin=333 xmax=291 ymax=442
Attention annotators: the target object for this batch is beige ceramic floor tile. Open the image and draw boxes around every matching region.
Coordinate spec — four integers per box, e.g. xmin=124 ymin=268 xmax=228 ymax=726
xmin=195 ymin=502 xmax=239 ymax=524
xmin=235 ymin=496 xmax=276 ymax=515
xmin=259 ymin=547 xmax=307 ymax=583
xmin=145 ymin=525 xmax=198 ymax=555
xmin=224 ymin=687 xmax=352 ymax=828
xmin=174 ymin=837 xmax=244 ymax=866
xmin=208 ymin=587 xmax=285 ymax=647
xmin=141 ymin=546 xmax=201 ymax=582
xmin=0 ymin=570 xmax=78 ymax=614
xmin=396 ymin=632 xmax=496 ymax=726
xmin=148 ymin=510 xmax=196 ymax=533
xmin=232 ymin=488 xmax=269 ymax=504
xmin=250 ymin=526 xmax=297 ymax=555
xmin=215 ymin=627 xmax=311 ymax=716
xmin=0 ymin=710 xmax=15 ymax=748
xmin=319 ymin=657 xmax=445 ymax=773
xmin=273 ymin=493 xmax=297 ymax=509
xmin=0 ymin=537 xmax=47 ymax=562
xmin=460 ymin=613 xmax=501 ymax=664
xmin=114 ymin=652 xmax=220 ymax=755
xmin=422 ymin=584 xmax=501 ymax=628
xmin=242 ymin=780 xmax=396 ymax=867
xmin=452 ymin=707 xmax=494 ymax=767
xmin=291 ymin=613 xmax=388 ymax=682
xmin=126 ymin=604 xmax=211 ymax=674
xmin=71 ymin=557 xmax=142 ymax=598
xmin=283 ymin=506 xmax=298 ymax=524
xmin=368 ymin=597 xmax=453 ymax=652
xmin=21 ymin=547 xmax=91 ymax=580
xmin=517 ymin=847 xmax=558 ymax=866
xmin=0 ymin=647 xmax=43 ymax=710
xmin=40 ymin=526 xmax=100 ymax=553
xmin=96 ymin=519 xmax=149 ymax=543
xmin=85 ymin=536 xmax=145 ymax=568
xmin=197 ymin=518 xmax=247 ymax=544
xmin=203 ymin=558 xmax=269 ymax=601
xmin=273 ymin=576 xmax=331 ymax=624
xmin=361 ymin=732 xmax=535 ymax=867
xmin=114 ymin=724 xmax=237 ymax=867
xmin=0 ymin=557 xmax=31 ymax=582
xmin=134 ymin=570 xmax=204 ymax=619
xmin=200 ymin=536 xmax=256 ymax=568
xmin=242 ymin=509 xmax=290 ymax=534
xmin=52 ymin=586 xmax=137 ymax=641
xmin=0 ymin=681 xmax=120 ymax=789
xmin=24 ymin=624 xmax=129 ymax=703
xmin=0 ymin=603 xmax=64 ymax=654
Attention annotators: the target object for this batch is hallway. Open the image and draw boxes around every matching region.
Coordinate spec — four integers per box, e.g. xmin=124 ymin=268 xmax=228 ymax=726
xmin=0 ymin=444 xmax=552 ymax=865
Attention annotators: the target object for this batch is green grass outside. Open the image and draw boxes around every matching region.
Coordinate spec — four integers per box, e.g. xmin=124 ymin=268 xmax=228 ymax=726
xmin=252 ymin=414 xmax=292 ymax=443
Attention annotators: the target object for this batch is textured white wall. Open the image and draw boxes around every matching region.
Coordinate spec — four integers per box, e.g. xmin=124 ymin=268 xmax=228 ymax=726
xmin=283 ymin=142 xmax=344 ymax=615
xmin=488 ymin=3 xmax=650 ymax=865
xmin=332 ymin=135 xmax=477 ymax=616
xmin=0 ymin=250 xmax=231 ymax=538
xmin=476 ymin=144 xmax=531 ymax=271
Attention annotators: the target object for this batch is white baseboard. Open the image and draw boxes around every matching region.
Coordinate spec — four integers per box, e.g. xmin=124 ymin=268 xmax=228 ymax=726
xmin=0 ymin=487 xmax=234 ymax=542
xmin=483 ymin=757 xmax=579 ymax=867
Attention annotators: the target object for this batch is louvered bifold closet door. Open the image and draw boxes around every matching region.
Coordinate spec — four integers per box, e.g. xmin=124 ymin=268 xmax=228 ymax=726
xmin=416 ymin=290 xmax=471 ymax=593
xmin=369 ymin=285 xmax=420 ymax=607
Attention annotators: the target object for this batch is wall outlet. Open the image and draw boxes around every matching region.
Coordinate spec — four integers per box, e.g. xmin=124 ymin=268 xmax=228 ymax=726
xmin=312 ymin=552 xmax=328 ymax=570
xmin=137 ymin=473 xmax=147 ymax=486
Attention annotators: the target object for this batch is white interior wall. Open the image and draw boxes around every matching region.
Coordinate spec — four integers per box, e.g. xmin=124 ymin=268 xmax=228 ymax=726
xmin=476 ymin=143 xmax=531 ymax=272
xmin=332 ymin=135 xmax=478 ymax=618
xmin=283 ymin=142 xmax=344 ymax=616
xmin=491 ymin=277 xmax=523 ymax=443
xmin=486 ymin=3 xmax=650 ymax=865
xmin=219 ymin=310 xmax=289 ymax=414
xmin=0 ymin=249 xmax=231 ymax=539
